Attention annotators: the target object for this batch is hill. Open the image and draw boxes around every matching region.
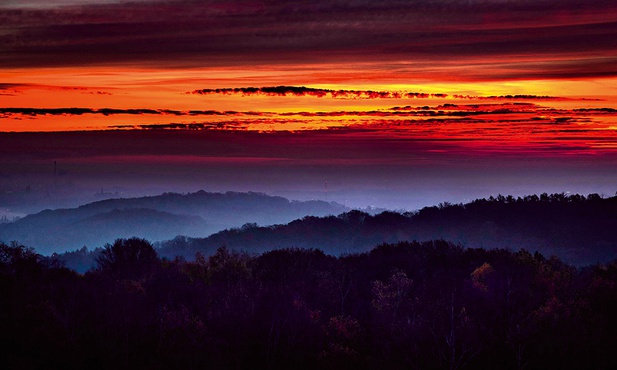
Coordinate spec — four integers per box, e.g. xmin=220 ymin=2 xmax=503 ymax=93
xmin=158 ymin=192 xmax=617 ymax=266
xmin=0 ymin=191 xmax=348 ymax=254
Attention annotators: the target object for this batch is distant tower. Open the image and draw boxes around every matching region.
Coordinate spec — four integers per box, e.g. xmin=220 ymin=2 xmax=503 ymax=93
xmin=325 ymin=181 xmax=328 ymax=202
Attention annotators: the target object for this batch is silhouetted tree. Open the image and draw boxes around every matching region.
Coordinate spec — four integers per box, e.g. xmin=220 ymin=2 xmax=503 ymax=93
xmin=0 ymin=241 xmax=42 ymax=276
xmin=96 ymin=237 xmax=159 ymax=279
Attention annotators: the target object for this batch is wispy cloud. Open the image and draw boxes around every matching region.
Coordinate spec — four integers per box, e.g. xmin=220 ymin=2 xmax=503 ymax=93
xmin=0 ymin=82 xmax=113 ymax=95
xmin=0 ymin=83 xmax=22 ymax=89
xmin=451 ymin=94 xmax=602 ymax=101
xmin=23 ymin=114 xmax=617 ymax=161
xmin=0 ymin=83 xmax=27 ymax=95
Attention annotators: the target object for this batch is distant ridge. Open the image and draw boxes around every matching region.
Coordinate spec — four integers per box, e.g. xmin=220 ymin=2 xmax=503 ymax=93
xmin=157 ymin=192 xmax=617 ymax=266
xmin=0 ymin=191 xmax=348 ymax=254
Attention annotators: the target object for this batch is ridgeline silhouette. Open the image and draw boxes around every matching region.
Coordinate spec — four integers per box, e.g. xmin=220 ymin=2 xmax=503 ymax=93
xmin=156 ymin=192 xmax=617 ymax=266
xmin=0 ymin=191 xmax=348 ymax=255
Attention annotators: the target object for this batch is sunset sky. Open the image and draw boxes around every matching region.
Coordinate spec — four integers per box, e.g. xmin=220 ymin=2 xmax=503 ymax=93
xmin=2 ymin=0 xmax=617 ymax=212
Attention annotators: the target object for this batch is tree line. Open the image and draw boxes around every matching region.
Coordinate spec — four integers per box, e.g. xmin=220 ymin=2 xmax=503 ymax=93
xmin=1 ymin=238 xmax=616 ymax=369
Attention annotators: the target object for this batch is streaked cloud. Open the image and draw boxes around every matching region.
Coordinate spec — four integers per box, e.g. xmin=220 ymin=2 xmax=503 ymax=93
xmin=0 ymin=82 xmax=113 ymax=95
xmin=5 ymin=101 xmax=613 ymax=159
xmin=0 ymin=107 xmax=183 ymax=116
xmin=451 ymin=94 xmax=601 ymax=101
xmin=189 ymin=86 xmax=447 ymax=99
xmin=3 ymin=113 xmax=616 ymax=162
xmin=189 ymin=86 xmax=586 ymax=101
xmin=3 ymin=103 xmax=617 ymax=121
xmin=2 ymin=1 xmax=617 ymax=80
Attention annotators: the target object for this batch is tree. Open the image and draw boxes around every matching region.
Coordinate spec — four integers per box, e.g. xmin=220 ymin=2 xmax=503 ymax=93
xmin=96 ymin=238 xmax=159 ymax=279
xmin=371 ymin=269 xmax=413 ymax=329
xmin=0 ymin=241 xmax=41 ymax=276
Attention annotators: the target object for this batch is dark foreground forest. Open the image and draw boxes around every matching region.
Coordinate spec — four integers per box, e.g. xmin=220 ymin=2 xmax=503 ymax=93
xmin=2 ymin=238 xmax=616 ymax=369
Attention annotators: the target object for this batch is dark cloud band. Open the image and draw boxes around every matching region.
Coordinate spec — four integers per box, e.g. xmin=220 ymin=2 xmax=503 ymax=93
xmin=188 ymin=86 xmax=585 ymax=101
xmin=189 ymin=86 xmax=446 ymax=99
xmin=2 ymin=1 xmax=617 ymax=80
xmin=0 ymin=108 xmax=184 ymax=116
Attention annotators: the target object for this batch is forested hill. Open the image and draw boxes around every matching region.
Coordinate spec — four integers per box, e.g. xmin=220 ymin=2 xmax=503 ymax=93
xmin=0 ymin=191 xmax=348 ymax=254
xmin=158 ymin=193 xmax=617 ymax=266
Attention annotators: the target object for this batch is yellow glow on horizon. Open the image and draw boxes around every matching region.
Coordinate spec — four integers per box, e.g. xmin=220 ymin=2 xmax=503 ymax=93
xmin=2 ymin=64 xmax=617 ymax=132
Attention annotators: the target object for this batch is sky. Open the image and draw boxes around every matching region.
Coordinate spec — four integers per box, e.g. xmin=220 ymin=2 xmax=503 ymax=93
xmin=1 ymin=0 xmax=617 ymax=213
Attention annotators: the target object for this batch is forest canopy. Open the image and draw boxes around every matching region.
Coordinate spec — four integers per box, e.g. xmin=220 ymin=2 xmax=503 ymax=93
xmin=1 ymin=238 xmax=616 ymax=369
